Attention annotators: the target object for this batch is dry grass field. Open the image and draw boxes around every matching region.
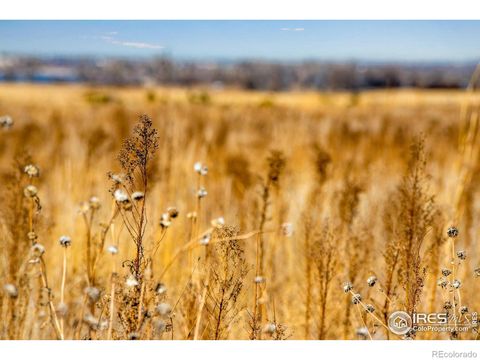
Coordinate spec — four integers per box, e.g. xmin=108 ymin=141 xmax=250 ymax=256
xmin=1 ymin=83 xmax=480 ymax=340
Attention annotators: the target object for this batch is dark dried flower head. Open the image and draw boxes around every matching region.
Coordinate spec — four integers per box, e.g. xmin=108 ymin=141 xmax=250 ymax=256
xmin=444 ymin=301 xmax=453 ymax=310
xmin=437 ymin=277 xmax=448 ymax=289
xmin=128 ymin=332 xmax=140 ymax=340
xmin=27 ymin=232 xmax=38 ymax=242
xmin=475 ymin=267 xmax=480 ymax=278
xmin=167 ymin=207 xmax=178 ymax=218
xmin=267 ymin=150 xmax=286 ymax=184
xmin=447 ymin=227 xmax=459 ymax=238
xmin=441 ymin=268 xmax=452 ymax=277
xmin=351 ymin=293 xmax=362 ymax=305
xmin=366 ymin=304 xmax=375 ymax=313
xmin=457 ymin=250 xmax=466 ymax=261
xmin=460 ymin=306 xmax=469 ymax=315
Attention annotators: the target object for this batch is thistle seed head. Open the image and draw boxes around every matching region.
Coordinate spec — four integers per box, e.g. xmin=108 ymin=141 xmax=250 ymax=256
xmin=3 ymin=284 xmax=18 ymax=298
xmin=0 ymin=115 xmax=13 ymax=129
xmin=367 ymin=276 xmax=377 ymax=287
xmin=254 ymin=276 xmax=266 ymax=284
xmin=452 ymin=279 xmax=462 ymax=289
xmin=24 ymin=185 xmax=38 ymax=198
xmin=160 ymin=213 xmax=172 ymax=228
xmin=155 ymin=282 xmax=167 ymax=295
xmin=59 ymin=235 xmax=72 ymax=247
xmin=114 ymin=189 xmax=129 ymax=203
xmin=351 ymin=293 xmax=362 ymax=305
xmin=437 ymin=277 xmax=448 ymax=289
xmin=167 ymin=207 xmax=178 ymax=218
xmin=31 ymin=243 xmax=45 ymax=257
xmin=85 ymin=286 xmax=101 ymax=303
xmin=89 ymin=196 xmax=101 ymax=210
xmin=126 ymin=275 xmax=139 ymax=288
xmin=211 ymin=217 xmax=225 ymax=229
xmin=199 ymin=233 xmax=211 ymax=245
xmin=131 ymin=191 xmax=144 ymax=201
xmin=197 ymin=187 xmax=208 ymax=199
xmin=24 ymin=164 xmax=40 ymax=178
xmin=156 ymin=303 xmax=172 ymax=317
xmin=343 ymin=282 xmax=353 ymax=293
xmin=107 ymin=245 xmax=118 ymax=255
xmin=263 ymin=323 xmax=276 ymax=335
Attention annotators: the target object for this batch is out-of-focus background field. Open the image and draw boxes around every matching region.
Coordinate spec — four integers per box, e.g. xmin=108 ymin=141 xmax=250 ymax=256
xmin=2 ymin=82 xmax=480 ymax=340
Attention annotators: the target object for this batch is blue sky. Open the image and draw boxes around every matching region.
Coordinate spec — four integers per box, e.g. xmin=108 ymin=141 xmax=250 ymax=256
xmin=1 ymin=21 xmax=480 ymax=62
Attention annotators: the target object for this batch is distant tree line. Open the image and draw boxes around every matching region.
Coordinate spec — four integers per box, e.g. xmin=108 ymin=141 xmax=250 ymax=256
xmin=0 ymin=55 xmax=476 ymax=90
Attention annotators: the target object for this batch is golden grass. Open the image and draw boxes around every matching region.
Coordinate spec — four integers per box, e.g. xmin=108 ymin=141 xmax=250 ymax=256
xmin=1 ymin=83 xmax=480 ymax=340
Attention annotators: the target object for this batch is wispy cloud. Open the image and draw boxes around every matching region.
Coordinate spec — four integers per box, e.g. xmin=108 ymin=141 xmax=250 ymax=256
xmin=98 ymin=32 xmax=163 ymax=50
xmin=280 ymin=28 xmax=305 ymax=32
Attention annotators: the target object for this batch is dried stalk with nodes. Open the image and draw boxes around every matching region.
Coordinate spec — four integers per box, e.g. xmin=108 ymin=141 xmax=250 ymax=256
xmin=250 ymin=150 xmax=285 ymax=340
xmin=116 ymin=114 xmax=159 ymax=283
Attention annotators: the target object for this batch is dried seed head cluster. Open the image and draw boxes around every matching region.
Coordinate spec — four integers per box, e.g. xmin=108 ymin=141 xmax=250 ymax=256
xmin=351 ymin=293 xmax=362 ymax=305
xmin=160 ymin=207 xmax=179 ymax=229
xmin=447 ymin=226 xmax=459 ymax=238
